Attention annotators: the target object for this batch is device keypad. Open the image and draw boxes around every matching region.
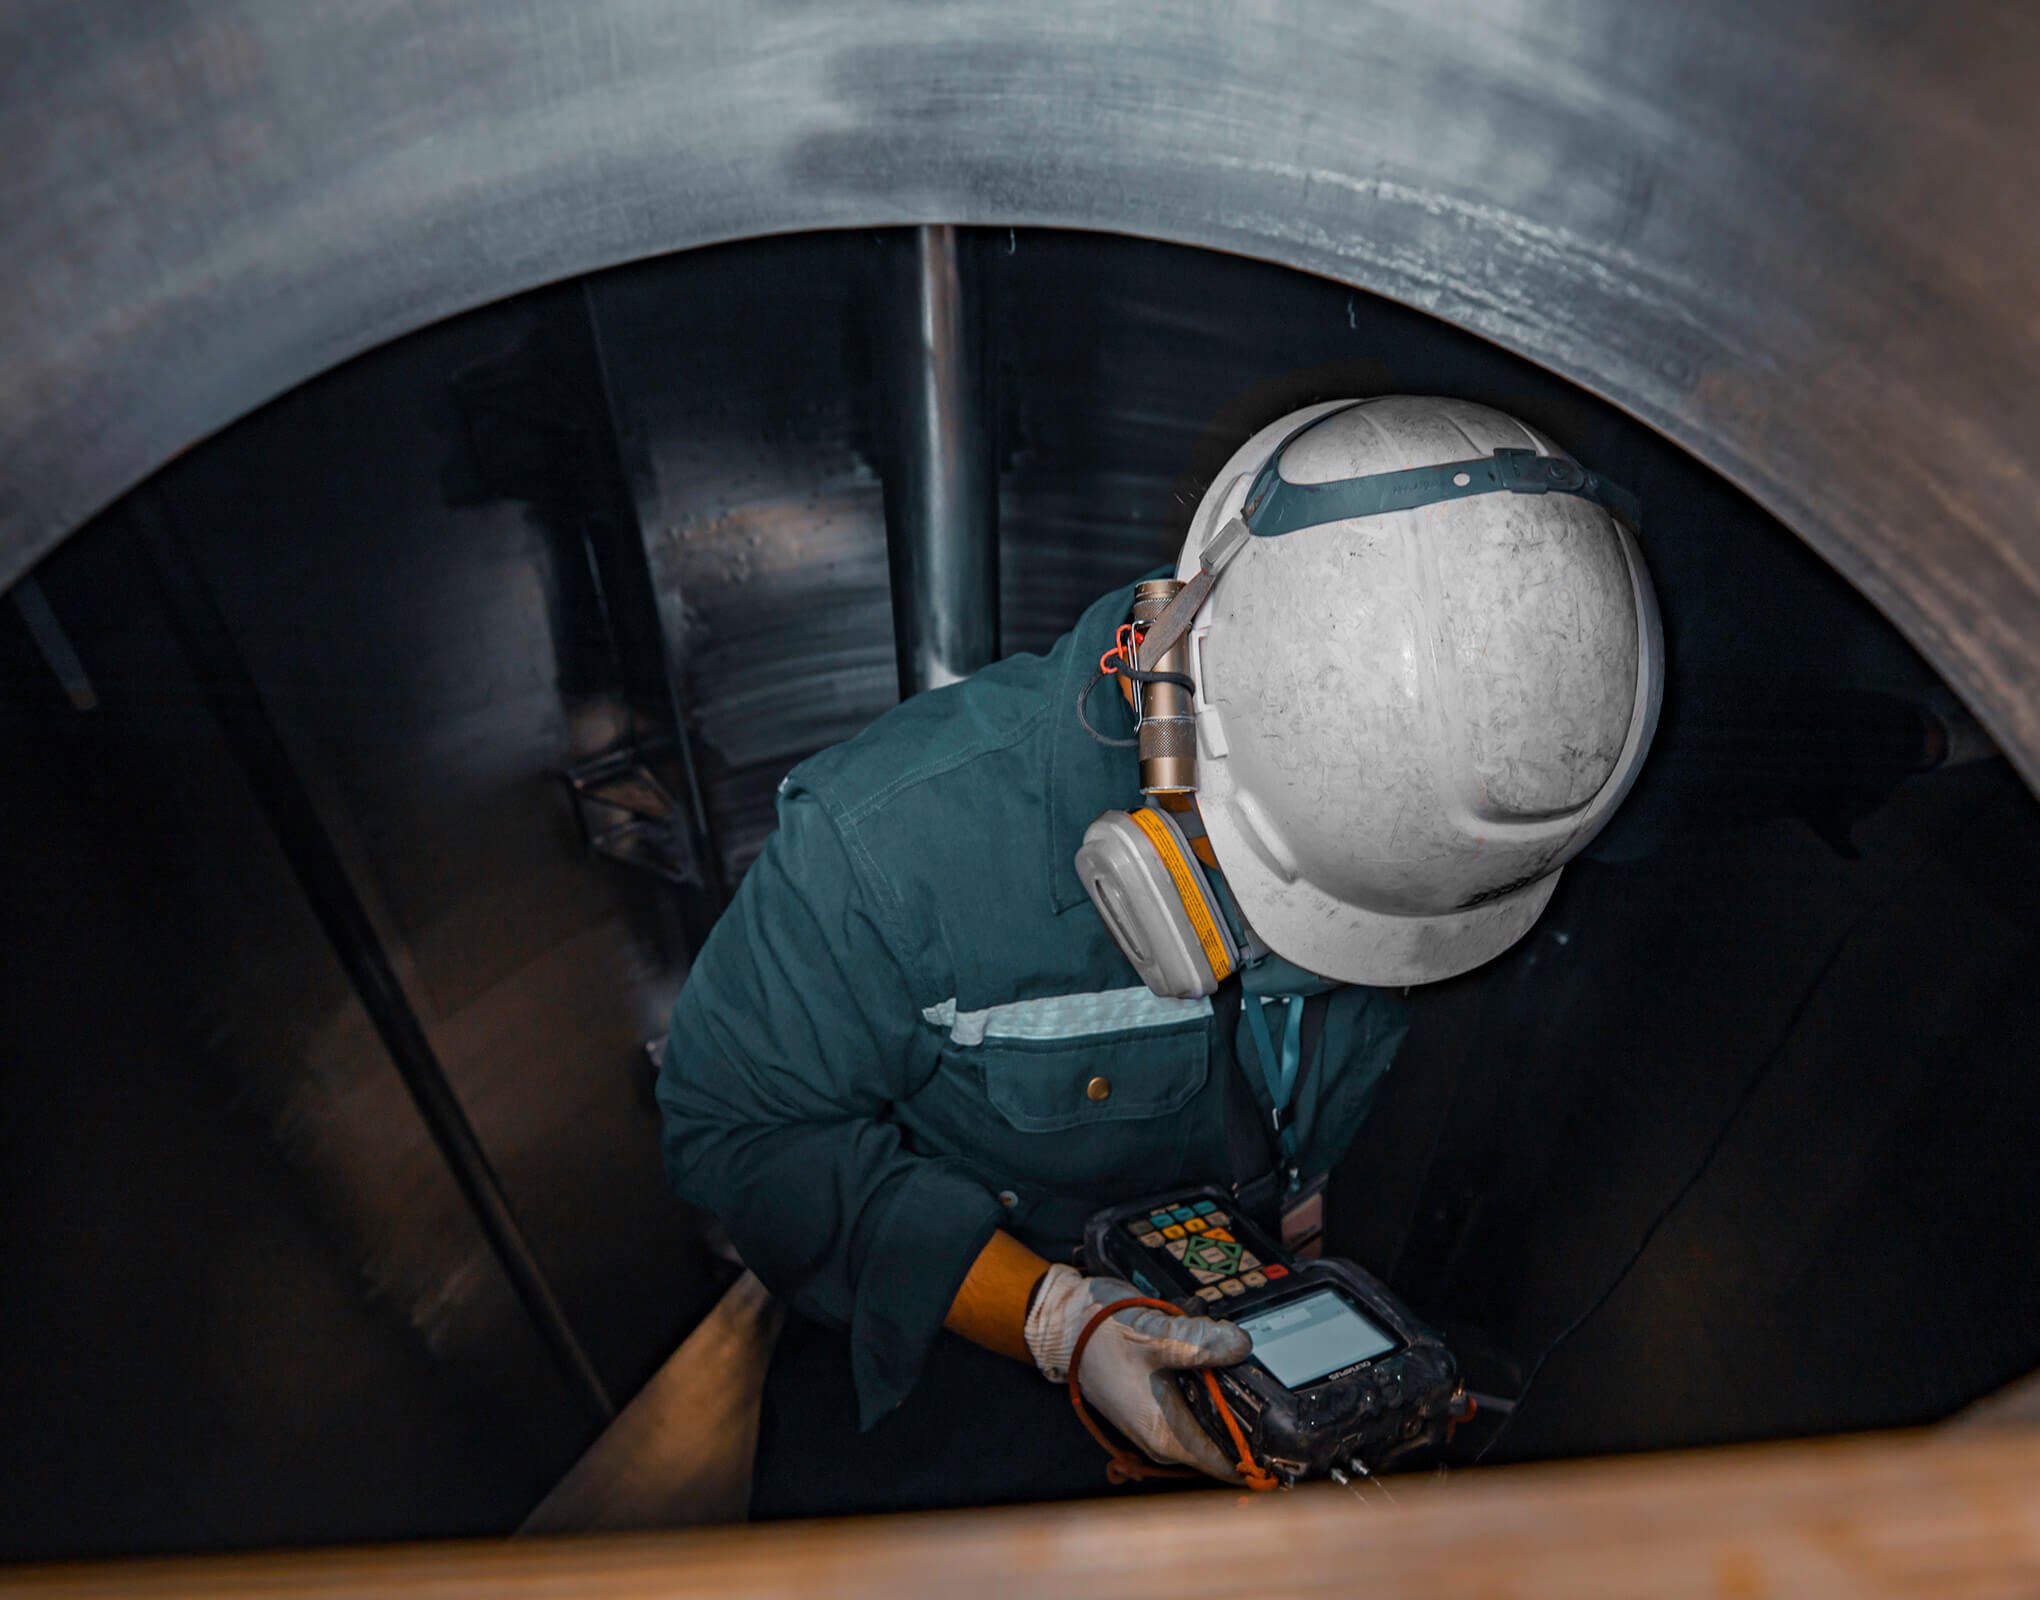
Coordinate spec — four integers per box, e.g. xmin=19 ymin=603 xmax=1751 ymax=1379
xmin=1125 ymin=1201 xmax=1294 ymax=1301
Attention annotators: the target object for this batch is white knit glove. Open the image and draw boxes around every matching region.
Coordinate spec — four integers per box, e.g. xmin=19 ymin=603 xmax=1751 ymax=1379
xmin=1024 ymin=1263 xmax=1253 ymax=1482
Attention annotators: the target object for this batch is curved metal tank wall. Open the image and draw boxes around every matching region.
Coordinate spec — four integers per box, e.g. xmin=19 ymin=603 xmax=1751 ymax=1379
xmin=3 ymin=228 xmax=2038 ymax=1559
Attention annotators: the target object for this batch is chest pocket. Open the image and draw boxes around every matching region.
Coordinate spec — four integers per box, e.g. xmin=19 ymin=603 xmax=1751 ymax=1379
xmin=925 ymin=988 xmax=1212 ymax=1134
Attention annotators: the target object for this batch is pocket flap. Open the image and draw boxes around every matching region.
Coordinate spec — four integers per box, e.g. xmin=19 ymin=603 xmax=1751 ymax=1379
xmin=931 ymin=989 xmax=1211 ymax=1134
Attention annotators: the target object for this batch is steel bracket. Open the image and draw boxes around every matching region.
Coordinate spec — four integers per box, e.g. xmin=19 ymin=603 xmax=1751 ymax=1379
xmin=565 ymin=744 xmax=704 ymax=886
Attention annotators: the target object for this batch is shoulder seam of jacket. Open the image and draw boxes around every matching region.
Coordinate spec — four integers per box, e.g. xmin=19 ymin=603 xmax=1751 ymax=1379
xmin=776 ymin=784 xmax=918 ymax=957
xmin=834 ymin=703 xmax=1052 ymax=829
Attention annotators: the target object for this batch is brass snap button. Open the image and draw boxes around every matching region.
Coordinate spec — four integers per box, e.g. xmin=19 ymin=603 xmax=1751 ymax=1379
xmin=1086 ymin=1076 xmax=1112 ymax=1103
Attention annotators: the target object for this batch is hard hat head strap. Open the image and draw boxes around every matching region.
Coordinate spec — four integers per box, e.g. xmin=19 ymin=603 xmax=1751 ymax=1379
xmin=1136 ymin=430 xmax=1639 ymax=678
xmin=1242 ymin=443 xmax=1641 ymax=538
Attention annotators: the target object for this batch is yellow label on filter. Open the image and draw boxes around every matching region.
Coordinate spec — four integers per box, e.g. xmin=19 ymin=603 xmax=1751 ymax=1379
xmin=1128 ymin=807 xmax=1234 ymax=982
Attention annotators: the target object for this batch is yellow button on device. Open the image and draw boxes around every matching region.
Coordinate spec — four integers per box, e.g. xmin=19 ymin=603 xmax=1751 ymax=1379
xmin=1086 ymin=1076 xmax=1112 ymax=1102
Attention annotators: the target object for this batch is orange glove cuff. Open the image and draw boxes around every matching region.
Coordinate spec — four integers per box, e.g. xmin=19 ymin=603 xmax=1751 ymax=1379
xmin=944 ymin=1228 xmax=1051 ymax=1363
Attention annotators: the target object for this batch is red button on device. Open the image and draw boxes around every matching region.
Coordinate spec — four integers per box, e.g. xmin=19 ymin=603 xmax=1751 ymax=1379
xmin=1264 ymin=1264 xmax=1289 ymax=1280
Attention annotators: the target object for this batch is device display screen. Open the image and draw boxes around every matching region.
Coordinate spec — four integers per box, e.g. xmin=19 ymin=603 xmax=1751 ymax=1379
xmin=1235 ymin=1289 xmax=1397 ymax=1389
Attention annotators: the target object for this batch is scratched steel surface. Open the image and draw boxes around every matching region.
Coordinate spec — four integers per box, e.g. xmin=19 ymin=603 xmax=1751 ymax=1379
xmin=0 ymin=285 xmax=737 ymax=1559
xmin=2 ymin=2 xmax=2037 ymax=791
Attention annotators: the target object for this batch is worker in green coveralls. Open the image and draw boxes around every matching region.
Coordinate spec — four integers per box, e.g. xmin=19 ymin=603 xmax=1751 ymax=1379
xmin=658 ymin=397 xmax=1662 ymax=1514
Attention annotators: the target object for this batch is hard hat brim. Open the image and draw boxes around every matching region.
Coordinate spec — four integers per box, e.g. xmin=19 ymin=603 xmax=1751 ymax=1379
xmin=1203 ymin=794 xmax=1563 ymax=987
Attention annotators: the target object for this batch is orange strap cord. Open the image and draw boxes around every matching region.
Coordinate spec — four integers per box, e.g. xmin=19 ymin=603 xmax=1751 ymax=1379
xmin=1098 ymin=621 xmax=1143 ymax=678
xmin=1066 ymin=1296 xmax=1280 ymax=1493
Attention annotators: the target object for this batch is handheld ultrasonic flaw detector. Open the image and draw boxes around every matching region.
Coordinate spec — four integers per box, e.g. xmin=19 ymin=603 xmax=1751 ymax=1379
xmin=1083 ymin=1187 xmax=1467 ymax=1485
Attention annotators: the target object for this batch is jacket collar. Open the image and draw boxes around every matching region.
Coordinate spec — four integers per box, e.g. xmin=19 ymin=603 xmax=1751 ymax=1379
xmin=1045 ymin=577 xmax=1150 ymax=913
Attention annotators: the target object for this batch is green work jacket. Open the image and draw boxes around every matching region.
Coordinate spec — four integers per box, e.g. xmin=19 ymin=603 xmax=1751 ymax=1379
xmin=658 ymin=579 xmax=1408 ymax=1426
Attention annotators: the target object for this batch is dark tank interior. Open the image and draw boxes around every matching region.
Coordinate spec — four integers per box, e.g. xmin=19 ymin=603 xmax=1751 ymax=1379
xmin=5 ymin=227 xmax=2037 ymax=1561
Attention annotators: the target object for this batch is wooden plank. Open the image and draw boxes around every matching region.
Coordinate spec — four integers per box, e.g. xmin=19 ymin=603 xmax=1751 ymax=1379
xmin=10 ymin=1426 xmax=2040 ymax=1598
xmin=520 ymin=1270 xmax=781 ymax=1535
xmin=1950 ymin=1369 xmax=2040 ymax=1432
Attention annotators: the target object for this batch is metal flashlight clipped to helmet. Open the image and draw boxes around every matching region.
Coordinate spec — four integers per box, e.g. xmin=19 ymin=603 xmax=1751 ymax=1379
xmin=1079 ymin=395 xmax=1664 ymax=993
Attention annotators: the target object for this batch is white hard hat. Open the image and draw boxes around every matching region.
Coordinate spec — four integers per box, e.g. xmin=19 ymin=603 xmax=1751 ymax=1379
xmin=1175 ymin=397 xmax=1663 ymax=986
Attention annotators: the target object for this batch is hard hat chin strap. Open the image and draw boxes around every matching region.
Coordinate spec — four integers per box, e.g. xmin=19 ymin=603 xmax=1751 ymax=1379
xmin=1131 ymin=514 xmax=1249 ymax=688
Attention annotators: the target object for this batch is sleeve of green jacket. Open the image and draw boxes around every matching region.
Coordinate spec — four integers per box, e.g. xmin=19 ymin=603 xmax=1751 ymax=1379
xmin=656 ymin=783 xmax=1007 ymax=1428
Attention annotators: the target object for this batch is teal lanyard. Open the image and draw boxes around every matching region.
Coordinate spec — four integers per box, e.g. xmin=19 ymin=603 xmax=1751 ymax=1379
xmin=1242 ymin=992 xmax=1306 ymax=1184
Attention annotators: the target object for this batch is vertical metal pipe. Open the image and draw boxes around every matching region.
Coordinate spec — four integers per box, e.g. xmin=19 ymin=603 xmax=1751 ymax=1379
xmin=130 ymin=492 xmax=616 ymax=1430
xmin=877 ymin=224 xmax=999 ymax=698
